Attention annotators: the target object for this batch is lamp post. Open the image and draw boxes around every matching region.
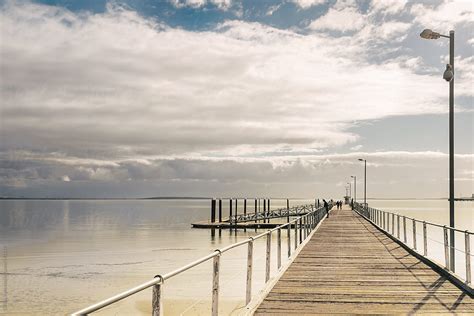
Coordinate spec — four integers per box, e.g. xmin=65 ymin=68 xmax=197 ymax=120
xmin=351 ymin=176 xmax=356 ymax=203
xmin=358 ymin=159 xmax=367 ymax=208
xmin=347 ymin=182 xmax=351 ymax=198
xmin=420 ymin=28 xmax=455 ymax=272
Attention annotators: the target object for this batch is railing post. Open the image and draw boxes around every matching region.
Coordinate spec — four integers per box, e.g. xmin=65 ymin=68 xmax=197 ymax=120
xmin=392 ymin=213 xmax=395 ymax=235
xmin=287 ymin=224 xmax=291 ymax=257
xmin=265 ymin=232 xmax=271 ymax=283
xmin=299 ymin=218 xmax=303 ymax=244
xmin=305 ymin=215 xmax=309 ymax=236
xmin=403 ymin=216 xmax=407 ymax=243
xmin=246 ymin=239 xmax=253 ymax=305
xmin=212 ymin=254 xmax=220 ymax=316
xmin=397 ymin=215 xmax=400 ymax=239
xmin=444 ymin=226 xmax=449 ymax=270
xmin=294 ymin=220 xmax=298 ymax=249
xmin=152 ymin=279 xmax=163 ymax=316
xmin=277 ymin=228 xmax=282 ymax=269
xmin=412 ymin=220 xmax=417 ymax=250
xmin=423 ymin=221 xmax=427 ymax=256
xmin=465 ymin=231 xmax=471 ymax=284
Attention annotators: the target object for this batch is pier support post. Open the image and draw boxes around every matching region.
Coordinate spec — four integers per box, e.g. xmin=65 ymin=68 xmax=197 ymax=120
xmin=263 ymin=199 xmax=267 ymax=223
xmin=229 ymin=199 xmax=233 ymax=224
xmin=211 ymin=199 xmax=216 ymax=223
xmin=218 ymin=199 xmax=222 ymax=223
xmin=286 ymin=199 xmax=290 ymax=222
xmin=244 ymin=199 xmax=247 ymax=217
xmin=254 ymin=199 xmax=257 ymax=223
xmin=235 ymin=199 xmax=238 ymax=218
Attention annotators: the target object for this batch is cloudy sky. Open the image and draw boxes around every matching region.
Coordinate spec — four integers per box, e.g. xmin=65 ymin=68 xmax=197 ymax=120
xmin=0 ymin=0 xmax=473 ymax=198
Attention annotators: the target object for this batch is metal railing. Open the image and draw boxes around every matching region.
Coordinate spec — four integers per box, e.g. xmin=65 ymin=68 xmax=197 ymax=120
xmin=354 ymin=203 xmax=472 ymax=289
xmin=72 ymin=204 xmax=331 ymax=315
xmin=231 ymin=204 xmax=315 ymax=223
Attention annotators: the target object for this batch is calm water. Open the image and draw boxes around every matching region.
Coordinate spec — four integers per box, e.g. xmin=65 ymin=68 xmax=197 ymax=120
xmin=0 ymin=199 xmax=472 ymax=315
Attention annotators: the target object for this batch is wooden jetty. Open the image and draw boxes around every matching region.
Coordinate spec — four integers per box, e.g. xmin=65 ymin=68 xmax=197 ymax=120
xmin=254 ymin=205 xmax=474 ymax=314
xmin=192 ymin=198 xmax=320 ymax=229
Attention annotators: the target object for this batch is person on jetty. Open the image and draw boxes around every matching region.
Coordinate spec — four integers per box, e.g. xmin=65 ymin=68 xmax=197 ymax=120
xmin=323 ymin=199 xmax=329 ymax=218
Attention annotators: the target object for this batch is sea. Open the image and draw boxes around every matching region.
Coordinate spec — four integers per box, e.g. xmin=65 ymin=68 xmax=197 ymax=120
xmin=0 ymin=198 xmax=472 ymax=315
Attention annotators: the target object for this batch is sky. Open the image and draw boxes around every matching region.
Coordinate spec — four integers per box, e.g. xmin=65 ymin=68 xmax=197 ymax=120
xmin=0 ymin=0 xmax=473 ymax=199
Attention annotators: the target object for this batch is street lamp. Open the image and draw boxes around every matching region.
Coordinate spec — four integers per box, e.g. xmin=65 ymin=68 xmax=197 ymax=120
xmin=420 ymin=28 xmax=455 ymax=272
xmin=351 ymin=175 xmax=356 ymax=203
xmin=347 ymin=182 xmax=351 ymax=198
xmin=358 ymin=159 xmax=367 ymax=208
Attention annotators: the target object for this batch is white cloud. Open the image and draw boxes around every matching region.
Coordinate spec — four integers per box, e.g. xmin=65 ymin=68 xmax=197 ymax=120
xmin=308 ymin=6 xmax=365 ymax=32
xmin=1 ymin=1 xmax=472 ymax=197
xmin=291 ymin=0 xmax=326 ymax=10
xmin=376 ymin=21 xmax=411 ymax=40
xmin=170 ymin=0 xmax=232 ymax=10
xmin=411 ymin=0 xmax=473 ymax=31
xmin=370 ymin=0 xmax=408 ymax=15
xmin=0 ymin=1 xmax=452 ymax=160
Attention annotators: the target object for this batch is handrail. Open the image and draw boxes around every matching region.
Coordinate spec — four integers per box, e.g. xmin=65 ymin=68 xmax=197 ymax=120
xmin=353 ymin=202 xmax=472 ymax=289
xmin=72 ymin=203 xmax=332 ymax=315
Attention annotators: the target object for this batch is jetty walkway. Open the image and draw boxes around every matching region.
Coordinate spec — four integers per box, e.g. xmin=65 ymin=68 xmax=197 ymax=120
xmin=255 ymin=205 xmax=474 ymax=314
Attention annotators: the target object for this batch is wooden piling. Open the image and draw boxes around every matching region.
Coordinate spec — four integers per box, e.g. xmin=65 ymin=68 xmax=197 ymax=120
xmin=254 ymin=199 xmax=258 ymax=223
xmin=229 ymin=199 xmax=233 ymax=222
xmin=244 ymin=199 xmax=247 ymax=216
xmin=263 ymin=199 xmax=267 ymax=223
xmin=218 ymin=199 xmax=222 ymax=222
xmin=235 ymin=198 xmax=238 ymax=217
xmin=287 ymin=198 xmax=290 ymax=222
xmin=211 ymin=199 xmax=216 ymax=223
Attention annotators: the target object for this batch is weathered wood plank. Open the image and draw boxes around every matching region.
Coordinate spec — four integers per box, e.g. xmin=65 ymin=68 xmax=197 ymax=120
xmin=254 ymin=205 xmax=473 ymax=314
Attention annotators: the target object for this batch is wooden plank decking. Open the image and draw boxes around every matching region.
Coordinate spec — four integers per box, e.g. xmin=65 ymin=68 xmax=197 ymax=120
xmin=255 ymin=205 xmax=474 ymax=314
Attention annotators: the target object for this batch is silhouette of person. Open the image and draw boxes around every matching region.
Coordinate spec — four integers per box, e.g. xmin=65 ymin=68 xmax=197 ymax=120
xmin=323 ymin=199 xmax=329 ymax=218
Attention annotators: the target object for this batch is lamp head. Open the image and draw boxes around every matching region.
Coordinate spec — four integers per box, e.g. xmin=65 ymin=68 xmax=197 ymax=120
xmin=358 ymin=158 xmax=364 ymax=162
xmin=443 ymin=64 xmax=454 ymax=82
xmin=420 ymin=29 xmax=441 ymax=39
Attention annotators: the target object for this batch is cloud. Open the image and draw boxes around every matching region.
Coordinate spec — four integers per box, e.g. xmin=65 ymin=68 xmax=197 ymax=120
xmin=308 ymin=6 xmax=365 ymax=32
xmin=291 ymin=0 xmax=326 ymax=10
xmin=411 ymin=0 xmax=473 ymax=31
xmin=370 ymin=0 xmax=408 ymax=16
xmin=1 ymin=1 xmax=472 ymax=197
xmin=2 ymin=149 xmax=472 ymax=197
xmin=169 ymin=0 xmax=232 ymax=10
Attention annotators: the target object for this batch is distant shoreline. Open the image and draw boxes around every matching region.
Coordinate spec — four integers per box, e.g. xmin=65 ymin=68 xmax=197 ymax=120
xmin=0 ymin=197 xmax=471 ymax=201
